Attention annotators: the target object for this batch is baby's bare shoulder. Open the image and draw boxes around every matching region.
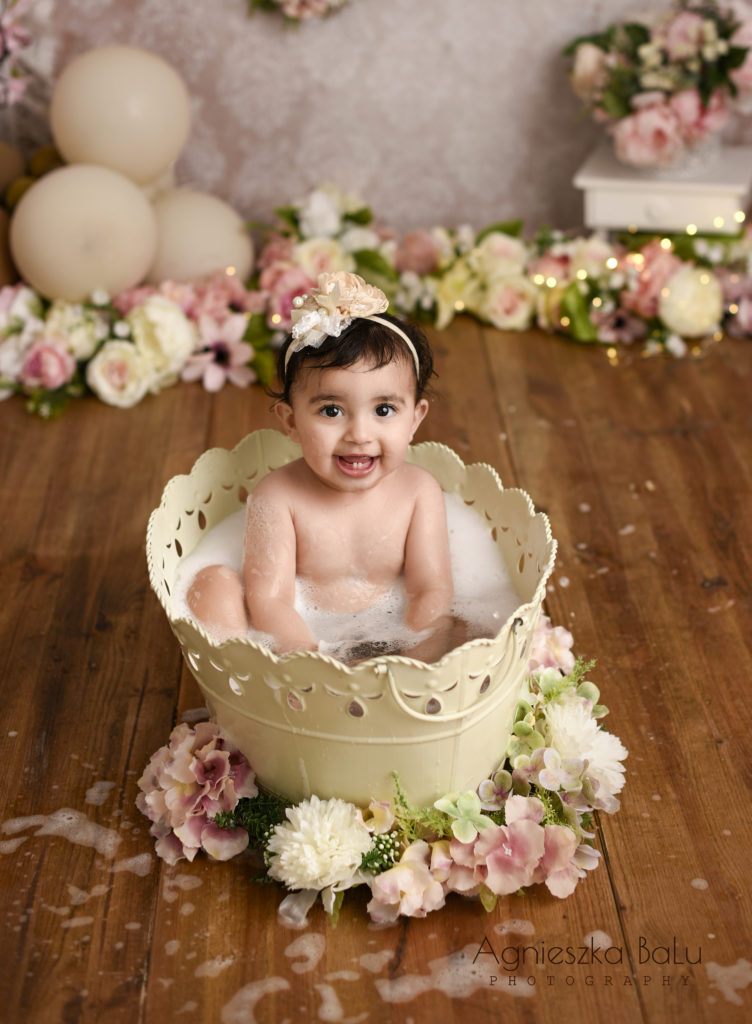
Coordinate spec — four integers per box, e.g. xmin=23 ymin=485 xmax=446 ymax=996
xmin=399 ymin=463 xmax=444 ymax=498
xmin=248 ymin=460 xmax=301 ymax=505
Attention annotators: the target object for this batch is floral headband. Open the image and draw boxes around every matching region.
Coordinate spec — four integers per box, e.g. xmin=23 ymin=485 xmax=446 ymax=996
xmin=285 ymin=271 xmax=420 ymax=377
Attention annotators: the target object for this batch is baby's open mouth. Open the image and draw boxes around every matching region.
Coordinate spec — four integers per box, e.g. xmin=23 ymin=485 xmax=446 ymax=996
xmin=336 ymin=454 xmax=377 ymax=477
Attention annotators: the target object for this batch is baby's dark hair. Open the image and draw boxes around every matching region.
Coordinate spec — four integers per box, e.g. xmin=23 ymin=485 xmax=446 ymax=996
xmin=271 ymin=313 xmax=435 ymax=404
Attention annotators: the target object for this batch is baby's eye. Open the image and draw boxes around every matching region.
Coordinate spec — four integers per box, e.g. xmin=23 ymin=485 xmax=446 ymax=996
xmin=319 ymin=404 xmax=342 ymax=418
xmin=375 ymin=403 xmax=396 ymax=417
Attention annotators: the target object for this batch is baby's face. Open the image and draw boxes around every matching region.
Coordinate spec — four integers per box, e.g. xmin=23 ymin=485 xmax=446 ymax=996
xmin=276 ymin=356 xmax=428 ymax=493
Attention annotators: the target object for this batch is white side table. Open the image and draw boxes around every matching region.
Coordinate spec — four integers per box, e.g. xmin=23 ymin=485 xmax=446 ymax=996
xmin=574 ymin=142 xmax=752 ymax=235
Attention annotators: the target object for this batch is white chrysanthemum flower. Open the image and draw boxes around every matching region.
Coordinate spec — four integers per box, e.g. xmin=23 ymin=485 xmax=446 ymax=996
xmin=544 ymin=699 xmax=627 ymax=812
xmin=266 ymin=795 xmax=372 ymax=891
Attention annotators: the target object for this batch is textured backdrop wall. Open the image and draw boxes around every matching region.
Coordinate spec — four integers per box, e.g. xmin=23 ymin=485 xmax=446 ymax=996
xmin=11 ymin=0 xmax=752 ymax=234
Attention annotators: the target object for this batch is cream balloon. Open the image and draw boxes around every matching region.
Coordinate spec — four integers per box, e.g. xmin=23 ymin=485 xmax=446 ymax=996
xmin=10 ymin=165 xmax=158 ymax=301
xmin=50 ymin=45 xmax=191 ymax=185
xmin=146 ymin=189 xmax=253 ymax=284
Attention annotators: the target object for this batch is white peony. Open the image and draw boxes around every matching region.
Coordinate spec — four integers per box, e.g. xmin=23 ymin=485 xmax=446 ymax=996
xmin=477 ymin=273 xmax=538 ymax=330
xmin=86 ymin=340 xmax=151 ymax=408
xmin=569 ymin=235 xmax=618 ymax=280
xmin=266 ymin=795 xmax=372 ymax=891
xmin=658 ymin=265 xmax=723 ymax=338
xmin=469 ymin=231 xmax=528 ymax=279
xmin=127 ymin=296 xmax=197 ymax=391
xmin=46 ymin=300 xmax=108 ymax=360
xmin=338 ymin=226 xmax=381 ymax=253
xmin=544 ymin=699 xmax=628 ymax=813
xmin=297 ymin=187 xmax=342 ymax=239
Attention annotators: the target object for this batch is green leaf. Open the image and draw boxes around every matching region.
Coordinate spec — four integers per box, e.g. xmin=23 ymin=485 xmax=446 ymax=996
xmin=327 ymin=890 xmax=345 ymax=927
xmin=562 ymin=33 xmax=609 ymax=57
xmin=479 ymin=886 xmax=498 ymax=913
xmin=560 ymin=282 xmax=599 ymax=342
xmin=342 ymin=206 xmax=373 ymax=226
xmin=475 ymin=219 xmax=524 ymax=244
xmin=273 ymin=204 xmax=300 ymax=233
xmin=599 ymin=87 xmax=632 ymax=120
xmin=244 ymin=311 xmax=274 ymax=344
xmin=353 ymin=248 xmax=399 ymax=283
xmin=251 ymin=347 xmax=277 ymax=387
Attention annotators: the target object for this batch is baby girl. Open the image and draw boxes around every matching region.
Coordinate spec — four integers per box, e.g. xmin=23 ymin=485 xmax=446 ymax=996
xmin=187 ymin=271 xmax=454 ymax=662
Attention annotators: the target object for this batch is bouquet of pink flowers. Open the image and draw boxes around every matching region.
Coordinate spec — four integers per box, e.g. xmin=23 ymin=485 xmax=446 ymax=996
xmin=565 ymin=0 xmax=752 ymax=168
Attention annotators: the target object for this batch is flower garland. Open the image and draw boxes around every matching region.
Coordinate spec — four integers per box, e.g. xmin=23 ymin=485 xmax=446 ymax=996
xmin=136 ymin=617 xmax=628 ymax=926
xmin=564 ymin=0 xmax=752 ymax=169
xmin=3 ymin=181 xmax=752 ymax=417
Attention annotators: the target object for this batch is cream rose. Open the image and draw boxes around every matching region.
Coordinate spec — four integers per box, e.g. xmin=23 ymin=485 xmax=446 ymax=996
xmin=478 ymin=273 xmax=538 ymax=330
xmin=435 ymin=257 xmax=481 ymax=330
xmin=570 ymin=42 xmax=608 ymax=101
xmin=469 ymin=232 xmax=528 ymax=279
xmin=314 ymin=271 xmax=388 ymax=318
xmin=569 ymin=236 xmax=618 ymax=280
xmin=293 ymin=238 xmax=354 ymax=279
xmin=658 ymin=265 xmax=723 ymax=337
xmin=127 ymin=295 xmax=197 ymax=390
xmin=46 ymin=300 xmax=107 ymax=360
xmin=86 ymin=340 xmax=151 ymax=408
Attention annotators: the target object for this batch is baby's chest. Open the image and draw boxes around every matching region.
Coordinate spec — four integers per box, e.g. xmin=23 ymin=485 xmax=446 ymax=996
xmin=294 ymin=507 xmax=411 ymax=578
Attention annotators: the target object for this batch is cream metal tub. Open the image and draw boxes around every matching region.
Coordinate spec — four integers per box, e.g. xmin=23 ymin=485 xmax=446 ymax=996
xmin=147 ymin=429 xmax=556 ymax=807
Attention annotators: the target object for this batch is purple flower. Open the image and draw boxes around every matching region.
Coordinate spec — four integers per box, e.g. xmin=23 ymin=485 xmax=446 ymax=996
xmin=181 ymin=313 xmax=255 ymax=392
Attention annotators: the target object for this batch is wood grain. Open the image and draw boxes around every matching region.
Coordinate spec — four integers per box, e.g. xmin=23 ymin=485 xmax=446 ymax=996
xmin=1 ymin=325 xmax=750 ymax=1023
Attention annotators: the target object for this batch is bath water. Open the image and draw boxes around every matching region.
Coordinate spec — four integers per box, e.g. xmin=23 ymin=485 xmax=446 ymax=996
xmin=174 ymin=493 xmax=521 ymax=662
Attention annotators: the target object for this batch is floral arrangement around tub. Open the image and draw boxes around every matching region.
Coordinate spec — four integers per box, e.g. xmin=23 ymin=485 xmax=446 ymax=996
xmin=564 ymin=0 xmax=752 ymax=168
xmin=3 ymin=181 xmax=752 ymax=417
xmin=136 ymin=616 xmax=627 ymax=926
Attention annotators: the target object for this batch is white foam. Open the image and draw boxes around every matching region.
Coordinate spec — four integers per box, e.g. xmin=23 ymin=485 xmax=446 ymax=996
xmin=173 ymin=493 xmax=521 ymax=663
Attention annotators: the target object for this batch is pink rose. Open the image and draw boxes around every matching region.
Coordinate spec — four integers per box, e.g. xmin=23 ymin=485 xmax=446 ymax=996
xmin=527 ymin=252 xmax=571 ymax=284
xmin=611 ymin=101 xmax=685 ymax=168
xmin=620 ymin=240 xmax=683 ymax=318
xmin=395 ymin=230 xmax=441 ymax=275
xmin=663 ymin=10 xmax=705 ymax=60
xmin=113 ymin=285 xmax=158 ymax=317
xmin=258 ymin=263 xmax=315 ymax=330
xmin=257 ymin=233 xmax=296 ymax=270
xmin=669 ymin=88 xmax=729 ymax=143
xmin=19 ymin=339 xmax=75 ymax=390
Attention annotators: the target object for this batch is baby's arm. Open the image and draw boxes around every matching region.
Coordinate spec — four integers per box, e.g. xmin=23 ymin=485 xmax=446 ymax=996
xmin=403 ymin=469 xmax=453 ymax=634
xmin=243 ymin=475 xmax=317 ymax=654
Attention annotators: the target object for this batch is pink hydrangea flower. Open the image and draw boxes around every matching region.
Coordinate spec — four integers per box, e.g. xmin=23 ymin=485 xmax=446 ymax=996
xmin=532 ymin=824 xmax=581 ymax=898
xmin=19 ymin=338 xmax=76 ymax=390
xmin=395 ymin=230 xmax=441 ymax=276
xmin=366 ymin=840 xmax=446 ymax=923
xmin=181 ymin=313 xmax=256 ymax=392
xmin=136 ymin=721 xmax=257 ymax=865
xmin=527 ymin=614 xmax=576 ymax=675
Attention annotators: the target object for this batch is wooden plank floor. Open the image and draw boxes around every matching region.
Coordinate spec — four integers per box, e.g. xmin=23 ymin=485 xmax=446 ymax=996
xmin=1 ymin=321 xmax=751 ymax=1023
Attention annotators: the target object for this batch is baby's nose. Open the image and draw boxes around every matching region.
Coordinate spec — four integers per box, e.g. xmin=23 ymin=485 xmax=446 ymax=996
xmin=345 ymin=412 xmax=372 ymax=444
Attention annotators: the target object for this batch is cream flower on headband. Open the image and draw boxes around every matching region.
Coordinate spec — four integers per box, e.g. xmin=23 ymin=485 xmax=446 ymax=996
xmin=288 ymin=271 xmax=389 ymax=354
xmin=285 ymin=271 xmax=421 ymax=377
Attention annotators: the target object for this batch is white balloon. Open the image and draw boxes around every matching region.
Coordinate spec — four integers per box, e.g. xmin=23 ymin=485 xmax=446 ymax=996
xmin=146 ymin=189 xmax=253 ymax=284
xmin=10 ymin=165 xmax=157 ymax=301
xmin=50 ymin=45 xmax=191 ymax=185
